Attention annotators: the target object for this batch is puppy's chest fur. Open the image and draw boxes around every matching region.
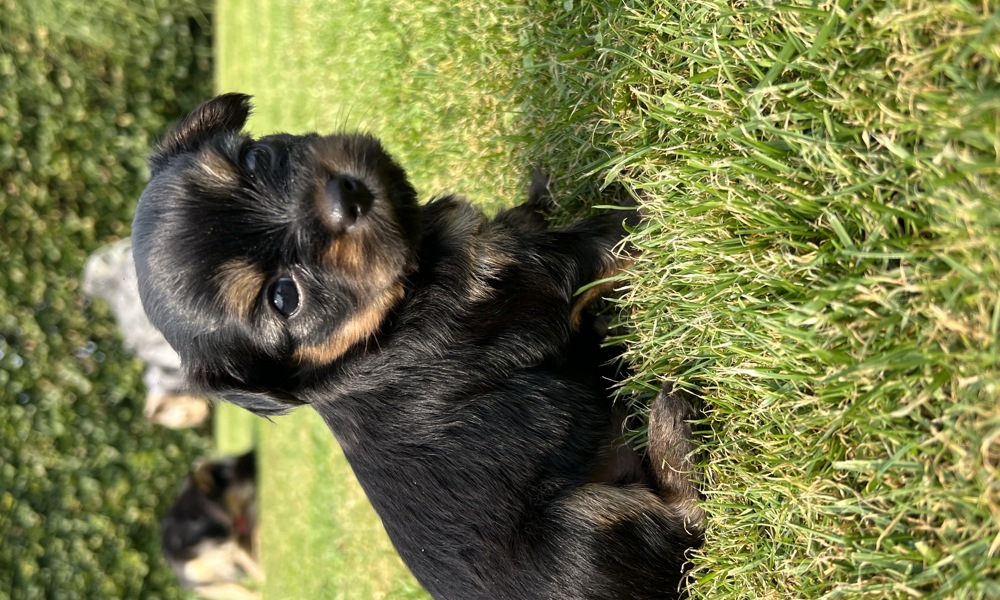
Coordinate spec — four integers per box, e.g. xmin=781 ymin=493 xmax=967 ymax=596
xmin=306 ymin=197 xmax=610 ymax=570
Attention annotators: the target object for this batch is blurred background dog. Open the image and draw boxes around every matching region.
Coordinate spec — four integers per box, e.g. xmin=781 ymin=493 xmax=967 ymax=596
xmin=83 ymin=239 xmax=211 ymax=428
xmin=160 ymin=450 xmax=262 ymax=600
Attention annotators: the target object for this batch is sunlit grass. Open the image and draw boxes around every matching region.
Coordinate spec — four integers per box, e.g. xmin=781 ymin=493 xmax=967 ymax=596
xmin=217 ymin=1 xmax=1000 ymax=598
xmin=512 ymin=2 xmax=1000 ymax=598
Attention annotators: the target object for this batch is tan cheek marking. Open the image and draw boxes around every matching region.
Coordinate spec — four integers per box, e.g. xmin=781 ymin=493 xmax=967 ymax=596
xmin=293 ymin=283 xmax=404 ymax=364
xmin=322 ymin=225 xmax=404 ymax=291
xmin=215 ymin=260 xmax=266 ymax=319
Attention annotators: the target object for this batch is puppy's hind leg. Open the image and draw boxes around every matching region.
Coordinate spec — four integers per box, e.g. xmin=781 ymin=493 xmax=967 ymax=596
xmin=647 ymin=383 xmax=704 ymax=527
xmin=524 ymin=484 xmax=703 ymax=600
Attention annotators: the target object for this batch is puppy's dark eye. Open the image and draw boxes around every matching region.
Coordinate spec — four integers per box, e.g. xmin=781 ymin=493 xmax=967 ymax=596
xmin=242 ymin=144 xmax=272 ymax=173
xmin=269 ymin=277 xmax=299 ymax=317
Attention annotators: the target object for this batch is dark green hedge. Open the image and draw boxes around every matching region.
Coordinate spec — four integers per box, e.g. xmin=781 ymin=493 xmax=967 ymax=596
xmin=1 ymin=1 xmax=215 ymax=597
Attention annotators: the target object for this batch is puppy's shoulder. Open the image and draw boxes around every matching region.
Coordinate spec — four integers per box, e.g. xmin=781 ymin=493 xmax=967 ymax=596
xmin=420 ymin=195 xmax=489 ymax=243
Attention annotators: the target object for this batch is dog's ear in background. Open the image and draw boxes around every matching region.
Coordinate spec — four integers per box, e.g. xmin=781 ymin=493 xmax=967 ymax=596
xmin=150 ymin=93 xmax=253 ymax=175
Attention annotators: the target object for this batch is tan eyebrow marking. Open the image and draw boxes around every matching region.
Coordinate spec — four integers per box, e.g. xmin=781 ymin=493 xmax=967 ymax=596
xmin=198 ymin=150 xmax=239 ymax=186
xmin=215 ymin=259 xmax=267 ymax=319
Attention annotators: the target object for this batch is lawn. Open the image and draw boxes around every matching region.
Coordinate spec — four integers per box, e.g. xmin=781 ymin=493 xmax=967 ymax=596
xmin=215 ymin=1 xmax=1000 ymax=599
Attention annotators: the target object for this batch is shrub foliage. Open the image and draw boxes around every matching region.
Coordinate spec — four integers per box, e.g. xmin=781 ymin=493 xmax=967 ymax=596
xmin=0 ymin=1 xmax=214 ymax=597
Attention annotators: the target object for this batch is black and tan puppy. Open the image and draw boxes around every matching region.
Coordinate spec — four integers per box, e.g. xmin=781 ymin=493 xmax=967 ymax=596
xmin=132 ymin=94 xmax=704 ymax=599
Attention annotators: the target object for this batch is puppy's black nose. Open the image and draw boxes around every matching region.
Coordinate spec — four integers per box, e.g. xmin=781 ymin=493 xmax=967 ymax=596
xmin=325 ymin=175 xmax=373 ymax=230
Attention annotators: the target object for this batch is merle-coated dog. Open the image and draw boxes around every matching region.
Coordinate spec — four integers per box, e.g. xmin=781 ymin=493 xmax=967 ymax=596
xmin=131 ymin=94 xmax=703 ymax=600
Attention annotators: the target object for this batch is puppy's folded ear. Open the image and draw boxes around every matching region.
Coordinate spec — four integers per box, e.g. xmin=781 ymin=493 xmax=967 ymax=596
xmin=150 ymin=93 xmax=253 ymax=174
xmin=215 ymin=388 xmax=305 ymax=419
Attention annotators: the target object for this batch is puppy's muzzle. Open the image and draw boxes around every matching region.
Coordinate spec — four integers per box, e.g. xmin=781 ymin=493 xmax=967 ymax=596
xmin=325 ymin=175 xmax=372 ymax=231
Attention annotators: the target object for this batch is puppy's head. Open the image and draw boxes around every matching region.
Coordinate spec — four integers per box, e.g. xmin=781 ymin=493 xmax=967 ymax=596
xmin=132 ymin=94 xmax=420 ymax=415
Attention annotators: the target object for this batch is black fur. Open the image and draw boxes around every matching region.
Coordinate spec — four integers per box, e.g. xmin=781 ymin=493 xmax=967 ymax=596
xmin=133 ymin=94 xmax=704 ymax=599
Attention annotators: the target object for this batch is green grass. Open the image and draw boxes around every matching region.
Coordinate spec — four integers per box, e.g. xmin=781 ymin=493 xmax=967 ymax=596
xmin=216 ymin=1 xmax=1000 ymax=599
